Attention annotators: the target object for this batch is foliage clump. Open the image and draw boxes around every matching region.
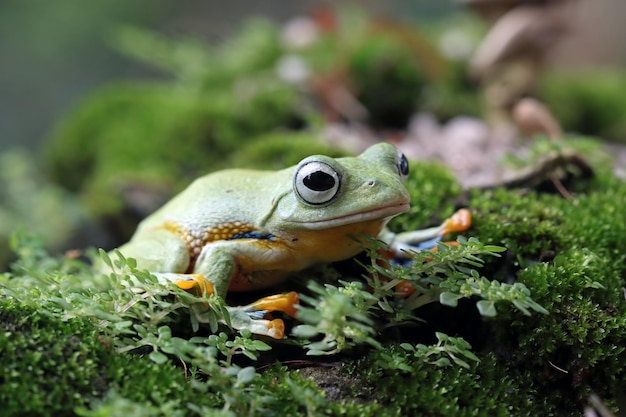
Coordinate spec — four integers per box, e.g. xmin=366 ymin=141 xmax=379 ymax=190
xmin=0 ymin=150 xmax=84 ymax=269
xmin=541 ymin=70 xmax=626 ymax=142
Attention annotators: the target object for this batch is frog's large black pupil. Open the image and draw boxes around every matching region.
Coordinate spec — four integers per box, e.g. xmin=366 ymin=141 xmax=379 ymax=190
xmin=304 ymin=171 xmax=335 ymax=191
xmin=399 ymin=155 xmax=409 ymax=175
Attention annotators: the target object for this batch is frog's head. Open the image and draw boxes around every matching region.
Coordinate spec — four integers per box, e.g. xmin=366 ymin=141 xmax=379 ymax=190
xmin=272 ymin=143 xmax=411 ymax=231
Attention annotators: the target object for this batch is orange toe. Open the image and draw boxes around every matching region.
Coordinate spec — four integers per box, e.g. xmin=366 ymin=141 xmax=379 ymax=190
xmin=268 ymin=319 xmax=285 ymax=339
xmin=175 ymin=274 xmax=214 ymax=296
xmin=250 ymin=292 xmax=300 ymax=318
xmin=442 ymin=208 xmax=472 ymax=234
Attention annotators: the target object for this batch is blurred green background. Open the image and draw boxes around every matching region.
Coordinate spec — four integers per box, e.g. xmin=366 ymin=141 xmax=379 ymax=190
xmin=0 ymin=0 xmax=625 ymax=259
xmin=0 ymin=0 xmax=458 ymax=153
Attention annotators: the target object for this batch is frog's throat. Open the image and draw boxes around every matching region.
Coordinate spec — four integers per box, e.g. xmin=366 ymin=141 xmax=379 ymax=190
xmin=293 ymin=202 xmax=410 ymax=230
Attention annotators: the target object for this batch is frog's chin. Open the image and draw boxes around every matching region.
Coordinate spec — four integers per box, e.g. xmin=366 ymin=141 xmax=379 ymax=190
xmin=296 ymin=202 xmax=410 ymax=230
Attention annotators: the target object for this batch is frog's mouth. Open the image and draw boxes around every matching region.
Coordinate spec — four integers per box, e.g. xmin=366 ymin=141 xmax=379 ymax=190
xmin=297 ymin=202 xmax=410 ymax=230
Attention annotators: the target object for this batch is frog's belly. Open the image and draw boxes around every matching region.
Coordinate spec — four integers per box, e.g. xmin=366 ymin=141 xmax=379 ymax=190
xmin=290 ymin=217 xmax=388 ymax=263
xmin=227 ymin=218 xmax=388 ymax=291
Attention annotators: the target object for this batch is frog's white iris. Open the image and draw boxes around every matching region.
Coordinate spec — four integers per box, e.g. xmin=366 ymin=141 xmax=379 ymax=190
xmin=294 ymin=161 xmax=341 ymax=205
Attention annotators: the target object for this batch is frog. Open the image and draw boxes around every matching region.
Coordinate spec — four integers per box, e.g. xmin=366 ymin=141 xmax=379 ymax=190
xmin=112 ymin=143 xmax=471 ymax=339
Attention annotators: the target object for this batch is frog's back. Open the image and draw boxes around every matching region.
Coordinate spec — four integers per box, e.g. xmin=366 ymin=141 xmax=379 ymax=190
xmin=135 ymin=168 xmax=290 ymax=236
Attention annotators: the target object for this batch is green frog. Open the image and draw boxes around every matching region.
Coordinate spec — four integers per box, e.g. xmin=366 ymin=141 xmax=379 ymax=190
xmin=113 ymin=143 xmax=470 ymax=338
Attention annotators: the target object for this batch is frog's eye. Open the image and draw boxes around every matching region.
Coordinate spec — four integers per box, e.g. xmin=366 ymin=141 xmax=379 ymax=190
xmin=294 ymin=161 xmax=341 ymax=205
xmin=396 ymin=151 xmax=409 ymax=181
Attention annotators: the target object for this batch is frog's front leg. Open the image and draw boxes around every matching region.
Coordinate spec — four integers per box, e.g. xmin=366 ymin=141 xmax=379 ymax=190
xmin=115 ymin=229 xmax=215 ymax=295
xmin=116 ymin=230 xmax=298 ymax=338
xmin=381 ymin=208 xmax=472 ymax=258
xmin=191 ymin=241 xmax=300 ymax=339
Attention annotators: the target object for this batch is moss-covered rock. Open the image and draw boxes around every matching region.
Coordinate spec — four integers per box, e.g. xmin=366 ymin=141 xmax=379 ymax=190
xmin=467 ymin=172 xmax=626 ymax=412
xmin=2 ymin=149 xmax=625 ymax=415
xmin=0 ymin=297 xmax=218 ymax=417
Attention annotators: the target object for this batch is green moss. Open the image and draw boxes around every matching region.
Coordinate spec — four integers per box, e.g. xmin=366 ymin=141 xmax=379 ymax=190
xmin=3 ymin=154 xmax=626 ymax=415
xmin=491 ymin=251 xmax=626 ymax=410
xmin=0 ymin=298 xmax=106 ymax=416
xmin=354 ymin=349 xmax=552 ymax=417
xmin=0 ymin=297 xmax=217 ymax=417
xmin=252 ymin=348 xmax=556 ymax=417
xmin=467 ymin=169 xmax=626 ymax=411
xmin=469 ymin=187 xmax=566 ymax=260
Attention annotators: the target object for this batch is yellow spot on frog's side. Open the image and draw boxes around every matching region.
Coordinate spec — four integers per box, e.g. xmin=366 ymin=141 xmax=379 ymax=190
xmin=161 ymin=220 xmax=261 ymax=264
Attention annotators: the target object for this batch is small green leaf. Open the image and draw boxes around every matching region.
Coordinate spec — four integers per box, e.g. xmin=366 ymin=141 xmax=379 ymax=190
xmin=434 ymin=357 xmax=451 ymax=367
xmin=149 ymin=350 xmax=168 ymax=364
xmin=126 ymin=257 xmax=137 ymax=269
xmin=460 ymin=349 xmax=480 ymax=363
xmin=439 ymin=292 xmax=459 ymax=307
xmin=483 ymin=245 xmax=507 ymax=253
xmin=133 ymin=324 xmax=148 ymax=337
xmin=512 ymin=300 xmax=532 ymax=316
xmin=251 ymin=340 xmax=272 ymax=351
xmin=99 ymin=249 xmax=113 ymax=269
xmin=292 ymin=324 xmax=320 ymax=338
xmin=157 ymin=326 xmax=172 ymax=338
xmin=189 ymin=336 xmax=207 ymax=344
xmin=306 ymin=350 xmax=330 ymax=356
xmin=114 ymin=320 xmax=133 ymax=330
xmin=435 ymin=332 xmax=449 ymax=342
xmin=242 ymin=350 xmax=260 ymax=361
xmin=236 ymin=366 xmax=257 ymax=385
xmin=399 ymin=343 xmax=415 ymax=352
xmin=476 ymin=300 xmax=497 ymax=317
xmin=306 ymin=341 xmax=335 ymax=352
xmin=451 ymin=357 xmax=471 ymax=369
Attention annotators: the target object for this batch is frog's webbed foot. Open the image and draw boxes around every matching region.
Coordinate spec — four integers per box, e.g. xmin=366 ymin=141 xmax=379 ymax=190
xmin=163 ymin=274 xmax=299 ymax=339
xmin=227 ymin=309 xmax=286 ymax=339
xmin=228 ymin=292 xmax=300 ymax=339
